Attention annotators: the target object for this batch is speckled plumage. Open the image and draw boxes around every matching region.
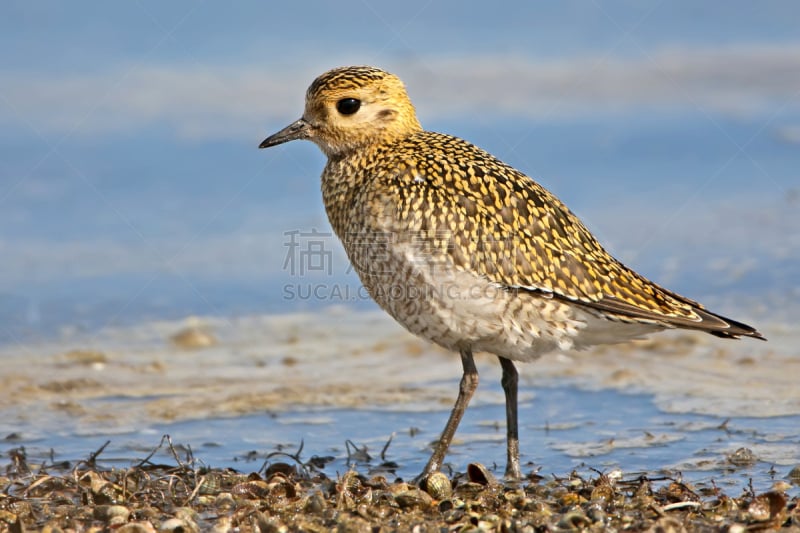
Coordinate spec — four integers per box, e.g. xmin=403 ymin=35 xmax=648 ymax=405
xmin=260 ymin=65 xmax=764 ymax=479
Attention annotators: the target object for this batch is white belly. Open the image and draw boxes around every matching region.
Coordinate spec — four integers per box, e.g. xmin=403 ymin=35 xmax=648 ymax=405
xmin=364 ymin=253 xmax=662 ymax=361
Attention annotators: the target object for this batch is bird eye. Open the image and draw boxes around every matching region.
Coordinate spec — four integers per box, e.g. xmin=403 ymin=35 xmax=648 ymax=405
xmin=336 ymin=98 xmax=361 ymax=115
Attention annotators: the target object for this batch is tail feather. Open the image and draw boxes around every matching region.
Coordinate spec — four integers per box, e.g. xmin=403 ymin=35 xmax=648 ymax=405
xmin=694 ymin=307 xmax=765 ymax=340
xmin=568 ymin=294 xmax=766 ymax=341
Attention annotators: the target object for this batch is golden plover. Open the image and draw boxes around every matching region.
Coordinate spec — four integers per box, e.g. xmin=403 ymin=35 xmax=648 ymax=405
xmin=259 ymin=66 xmax=765 ymax=480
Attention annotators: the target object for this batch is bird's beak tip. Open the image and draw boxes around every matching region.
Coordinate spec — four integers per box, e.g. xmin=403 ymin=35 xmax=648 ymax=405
xmin=259 ymin=118 xmax=309 ymax=149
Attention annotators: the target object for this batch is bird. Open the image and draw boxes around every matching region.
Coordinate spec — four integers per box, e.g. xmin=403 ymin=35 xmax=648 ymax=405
xmin=259 ymin=65 xmax=765 ymax=481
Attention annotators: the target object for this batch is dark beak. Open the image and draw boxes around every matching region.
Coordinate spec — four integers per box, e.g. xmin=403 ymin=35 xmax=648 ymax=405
xmin=258 ymin=118 xmax=310 ymax=148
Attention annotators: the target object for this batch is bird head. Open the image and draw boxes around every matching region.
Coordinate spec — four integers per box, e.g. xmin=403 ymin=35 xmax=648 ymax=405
xmin=259 ymin=66 xmax=422 ymax=158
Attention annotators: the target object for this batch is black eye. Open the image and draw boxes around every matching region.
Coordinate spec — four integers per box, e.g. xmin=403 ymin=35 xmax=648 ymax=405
xmin=336 ymin=98 xmax=361 ymax=115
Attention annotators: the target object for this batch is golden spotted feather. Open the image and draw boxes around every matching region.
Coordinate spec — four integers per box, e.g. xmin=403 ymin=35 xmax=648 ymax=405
xmin=343 ymin=131 xmax=761 ymax=339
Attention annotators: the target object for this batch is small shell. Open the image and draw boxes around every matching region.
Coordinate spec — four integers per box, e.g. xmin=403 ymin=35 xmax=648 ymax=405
xmin=475 ymin=516 xmax=502 ymax=530
xmin=466 ymin=463 xmax=497 ymax=486
xmin=747 ymin=491 xmax=787 ymax=523
xmin=423 ymin=472 xmax=452 ymax=500
xmin=197 ymin=474 xmax=222 ymax=495
xmin=394 ymin=488 xmax=433 ymax=509
xmin=590 ymin=483 xmax=614 ymax=504
xmin=213 ymin=492 xmax=236 ymax=510
xmin=559 ymin=491 xmax=585 ymax=507
xmin=172 ymin=508 xmax=199 ymax=525
xmin=364 ymin=475 xmax=390 ymax=490
xmin=522 ymin=499 xmax=551 ymax=514
xmin=169 ymin=326 xmax=217 ymax=349
xmin=727 ymin=447 xmax=757 ymax=467
xmin=93 ymin=505 xmax=130 ymax=522
xmin=437 ymin=499 xmax=455 ymax=513
xmin=304 ymin=491 xmax=327 ymax=514
xmin=387 ymin=482 xmax=412 ymax=495
xmin=231 ymin=480 xmax=269 ymax=499
xmin=255 ymin=514 xmax=288 ymax=533
xmin=338 ymin=470 xmax=364 ymax=496
xmin=586 ymin=504 xmax=607 ymax=524
xmin=80 ymin=471 xmax=123 ymax=503
xmin=159 ymin=518 xmax=197 ymax=533
xmin=454 ymin=481 xmax=488 ymax=500
xmin=557 ymin=510 xmax=591 ymax=530
xmin=771 ymin=480 xmax=791 ymax=492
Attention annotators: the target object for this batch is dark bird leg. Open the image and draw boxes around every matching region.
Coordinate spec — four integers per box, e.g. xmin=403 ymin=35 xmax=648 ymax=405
xmin=499 ymin=356 xmax=521 ymax=479
xmin=422 ymin=348 xmax=478 ymax=478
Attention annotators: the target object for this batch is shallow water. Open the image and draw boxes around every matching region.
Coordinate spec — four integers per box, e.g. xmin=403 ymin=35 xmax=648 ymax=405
xmin=2 ymin=309 xmax=797 ymax=496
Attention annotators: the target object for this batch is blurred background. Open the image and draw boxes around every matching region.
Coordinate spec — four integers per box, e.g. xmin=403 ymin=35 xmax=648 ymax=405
xmin=1 ymin=0 xmax=798 ymax=342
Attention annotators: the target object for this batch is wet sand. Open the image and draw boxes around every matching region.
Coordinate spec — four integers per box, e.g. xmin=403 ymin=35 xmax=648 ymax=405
xmin=1 ymin=306 xmax=797 ymax=432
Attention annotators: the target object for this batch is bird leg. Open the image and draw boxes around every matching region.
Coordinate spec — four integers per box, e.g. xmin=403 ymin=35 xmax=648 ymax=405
xmin=499 ymin=356 xmax=521 ymax=479
xmin=421 ymin=348 xmax=479 ymax=478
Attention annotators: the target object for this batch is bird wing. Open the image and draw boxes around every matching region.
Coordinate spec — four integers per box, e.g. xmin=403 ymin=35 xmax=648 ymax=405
xmin=389 ymin=132 xmax=761 ymax=339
